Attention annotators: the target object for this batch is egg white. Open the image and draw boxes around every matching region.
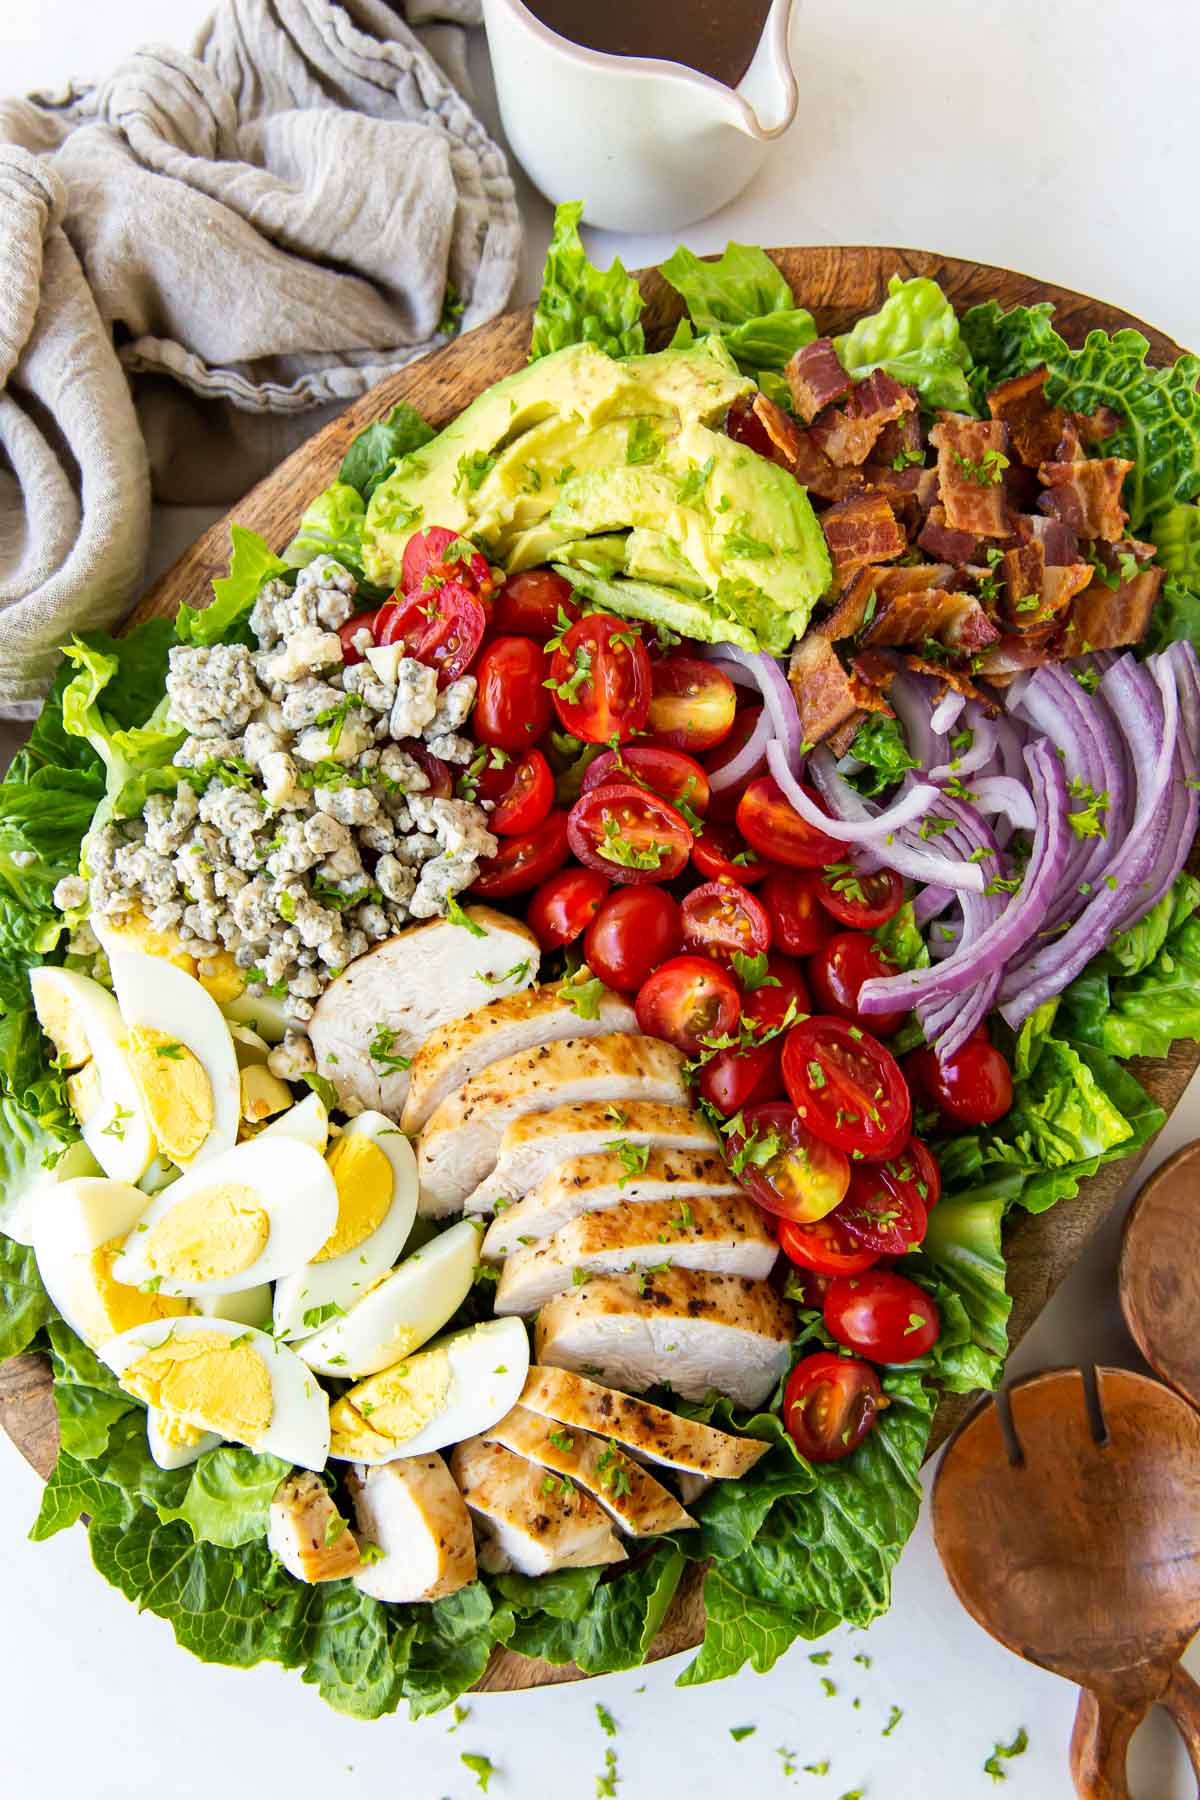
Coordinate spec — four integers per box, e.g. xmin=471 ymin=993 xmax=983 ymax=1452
xmin=260 ymin=1090 xmax=329 ymax=1153
xmin=29 ymin=969 xmax=155 ymax=1185
xmin=329 ymin=1315 xmax=529 ymax=1464
xmin=273 ymin=1112 xmax=418 ymax=1342
xmin=146 ymin=1411 xmax=222 ymax=1471
xmin=31 ymin=1175 xmax=154 ymax=1344
xmin=0 ymin=1139 xmax=101 ymax=1249
xmin=109 ymin=951 xmax=241 ymax=1167
xmin=296 ymin=1218 xmax=479 ymax=1377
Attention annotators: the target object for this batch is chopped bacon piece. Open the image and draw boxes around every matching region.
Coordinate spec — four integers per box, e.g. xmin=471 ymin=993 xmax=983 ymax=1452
xmin=901 ymin=656 xmax=1000 ymax=708
xmin=931 ymin=414 xmax=1013 ymax=536
xmin=810 ymin=372 xmax=918 ymax=468
xmin=1061 ymin=563 xmax=1164 ymax=656
xmin=751 ymin=392 xmax=803 ymax=465
xmin=987 ymin=368 xmax=1067 ymax=469
xmin=862 ymin=463 xmax=940 ymax=532
xmin=826 ymin=712 xmax=867 ymax=758
xmin=786 ymin=338 xmax=852 ymax=424
xmin=1038 ymin=455 xmax=1134 ymax=542
xmin=874 ymin=406 xmax=924 ymax=469
xmin=863 ymin=571 xmax=1001 ymax=655
xmin=789 ymin=430 xmax=866 ymax=502
xmin=818 ymin=567 xmax=879 ymax=641
xmin=1042 ymin=563 xmax=1096 ymax=618
xmin=1073 ymin=405 xmax=1121 ymax=445
xmin=1019 ymin=513 xmax=1080 ymax=566
xmin=851 ymin=648 xmax=900 ymax=692
xmin=1000 ymin=541 xmax=1092 ymax=636
xmin=788 ymin=634 xmax=865 ymax=745
xmin=969 ymin=638 xmax=1051 ymax=683
xmin=820 ymin=493 xmax=907 ymax=582
xmin=918 ymin=504 xmax=980 ymax=565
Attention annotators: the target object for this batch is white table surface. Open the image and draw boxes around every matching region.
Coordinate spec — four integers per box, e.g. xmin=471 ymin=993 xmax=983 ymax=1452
xmin=4 ymin=3 xmax=1200 ymax=1795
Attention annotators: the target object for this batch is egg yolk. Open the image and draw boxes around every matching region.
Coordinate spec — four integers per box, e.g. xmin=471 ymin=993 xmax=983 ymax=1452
xmin=101 ymin=913 xmax=245 ymax=1004
xmin=328 ymin=1347 xmax=450 ymax=1460
xmin=66 ymin=1060 xmax=103 ymax=1125
xmin=314 ymin=1136 xmax=394 ymax=1263
xmin=31 ymin=989 xmax=91 ymax=1070
xmin=69 ymin=1242 xmax=190 ymax=1346
xmin=152 ymin=1410 xmax=206 ymax=1450
xmin=121 ymin=1331 xmax=273 ymax=1444
xmin=127 ymin=1026 xmax=215 ymax=1165
xmin=143 ymin=1181 xmax=270 ymax=1284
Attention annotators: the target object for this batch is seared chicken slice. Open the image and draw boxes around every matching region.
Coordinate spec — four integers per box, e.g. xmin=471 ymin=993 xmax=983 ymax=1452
xmin=519 ymin=1366 xmax=770 ymax=1482
xmin=268 ymin=1471 xmax=363 ymax=1584
xmin=482 ymin=1149 xmax=743 ymax=1260
xmin=309 ymin=906 xmax=538 ymax=1115
xmin=419 ymin=1036 xmax=689 ymax=1214
xmin=536 ymin=1268 xmax=794 ymax=1409
xmin=347 ymin=1455 xmax=476 ymax=1603
xmin=450 ymin=1436 xmax=627 ymax=1575
xmin=462 ymin=1101 xmax=720 ymax=1217
xmin=483 ymin=1404 xmax=695 ymax=1537
xmin=401 ymin=984 xmax=636 ymax=1133
xmin=494 ymin=1193 xmax=778 ymax=1316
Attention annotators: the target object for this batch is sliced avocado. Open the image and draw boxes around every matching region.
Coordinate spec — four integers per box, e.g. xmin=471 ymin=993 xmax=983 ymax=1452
xmin=624 ymin=529 xmax=708 ymax=594
xmin=550 ymin=534 xmax=630 ymax=577
xmin=555 ymin=565 xmax=760 ymax=653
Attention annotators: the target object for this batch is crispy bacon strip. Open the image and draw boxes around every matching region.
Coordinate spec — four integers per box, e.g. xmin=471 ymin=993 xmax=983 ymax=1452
xmin=987 ymin=368 xmax=1067 ymax=468
xmin=1000 ymin=541 xmax=1092 ymax=636
xmin=820 ymin=493 xmax=907 ymax=582
xmin=969 ymin=638 xmax=1051 ymax=683
xmin=1060 ymin=563 xmax=1164 ymax=655
xmin=787 ymin=633 xmax=868 ymax=745
xmin=930 ymin=414 xmax=1013 ymax=536
xmin=918 ymin=503 xmax=980 ymax=565
xmin=809 ymin=372 xmax=918 ymax=468
xmin=751 ymin=392 xmax=803 ymax=465
xmin=1019 ymin=513 xmax=1081 ymax=566
xmin=787 ymin=430 xmax=866 ymax=502
xmin=1038 ymin=455 xmax=1134 ymax=541
xmin=863 ymin=571 xmax=1000 ymax=654
xmin=817 ymin=567 xmax=879 ymax=641
xmin=874 ymin=406 xmax=924 ymax=468
xmin=785 ymin=338 xmax=852 ymax=424
xmin=901 ymin=656 xmax=999 ymax=708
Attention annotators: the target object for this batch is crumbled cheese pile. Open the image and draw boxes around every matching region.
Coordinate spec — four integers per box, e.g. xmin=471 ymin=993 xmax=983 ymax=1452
xmin=68 ymin=557 xmax=496 ymax=1074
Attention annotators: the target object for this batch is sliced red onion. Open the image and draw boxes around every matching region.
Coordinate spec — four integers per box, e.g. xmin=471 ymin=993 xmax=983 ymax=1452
xmin=928 ymin=708 xmax=997 ymax=782
xmin=931 ymin=690 xmax=966 ymax=736
xmin=777 ymin=742 xmax=939 ymax=842
xmin=700 ymin=645 xmax=801 ymax=769
xmin=968 ymin=776 xmax=1037 ymax=832
xmin=707 ymin=705 xmax=773 ymax=795
xmin=914 ymin=883 xmax=953 ymax=926
xmin=888 ymin=665 xmax=949 ymax=772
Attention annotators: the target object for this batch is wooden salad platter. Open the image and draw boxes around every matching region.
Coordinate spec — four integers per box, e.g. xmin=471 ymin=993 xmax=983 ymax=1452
xmin=0 ymin=246 xmax=1194 ymax=1695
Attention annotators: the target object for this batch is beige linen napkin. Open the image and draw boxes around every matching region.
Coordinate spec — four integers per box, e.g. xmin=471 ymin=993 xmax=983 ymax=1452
xmin=0 ymin=0 xmax=520 ymax=717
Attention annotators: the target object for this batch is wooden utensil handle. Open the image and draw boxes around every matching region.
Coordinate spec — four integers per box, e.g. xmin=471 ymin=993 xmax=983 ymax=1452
xmin=1162 ymin=1662 xmax=1200 ymax=1783
xmin=1069 ymin=1688 xmax=1147 ymax=1799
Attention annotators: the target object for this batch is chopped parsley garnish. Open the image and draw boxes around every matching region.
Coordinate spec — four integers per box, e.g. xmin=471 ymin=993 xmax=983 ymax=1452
xmin=675 ymin=454 xmax=715 ymax=503
xmin=546 ymin=640 xmax=594 ymax=704
xmin=730 ymin=949 xmax=779 ymax=992
xmin=453 ymin=450 xmax=497 ymax=494
xmin=461 ymin=1751 xmax=496 ymax=1792
xmin=984 ymin=1728 xmax=1029 ymax=1781
xmin=626 ymin=417 xmax=664 ymax=465
xmin=596 ymin=1703 xmax=618 ymax=1736
xmin=557 ymin=970 xmax=607 ymax=1020
xmin=596 ymin=1746 xmax=620 ymax=1797
xmin=153 ymin=1041 xmax=186 ymax=1060
xmin=882 ymin=1704 xmax=903 ymax=1736
xmin=729 ymin=1725 xmax=756 ymax=1742
xmin=368 ymin=1024 xmax=411 ymax=1072
xmin=474 ymin=959 xmax=533 ymax=988
xmin=597 ymin=817 xmax=665 ymax=870
xmin=605 ymin=1137 xmax=651 ymax=1186
xmin=809 ymin=1651 xmax=832 ymax=1665
xmin=301 ymin=1071 xmax=340 ymax=1111
xmin=302 ymin=1302 xmax=345 ymax=1330
xmin=951 ymin=446 xmax=1009 ymax=485
xmin=445 ymin=894 xmax=485 ymax=936
xmin=806 ymin=1059 xmax=827 ymax=1090
xmin=668 ymin=1202 xmax=694 ymax=1232
xmin=548 ymin=1428 xmax=575 ymax=1452
xmin=727 ymin=1119 xmax=783 ymax=1177
xmin=819 ymin=1676 xmax=837 ymax=1697
xmin=323 ymin=1510 xmax=348 ymax=1545
xmin=101 ymin=1104 xmax=133 ymax=1140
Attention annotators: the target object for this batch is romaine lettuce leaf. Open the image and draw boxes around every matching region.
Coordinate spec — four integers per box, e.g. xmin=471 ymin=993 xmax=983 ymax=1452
xmin=157 ymin=1446 xmax=292 ymax=1548
xmin=60 ymin=627 xmax=183 ymax=825
xmin=1060 ymin=875 xmax=1200 ymax=1060
xmin=45 ymin=1319 xmax=132 ymax=1461
xmin=0 ymin=1229 xmax=56 ymax=1360
xmin=1144 ymin=577 xmax=1200 ymax=656
xmin=339 ymin=402 xmax=435 ymax=501
xmin=400 ymin=1582 xmax=516 ymax=1716
xmin=659 ymin=242 xmax=816 ymax=380
xmin=176 ymin=525 xmax=288 ymax=647
xmin=505 ymin=1542 xmax=683 ymax=1674
xmin=907 ymin=1194 xmax=1010 ymax=1393
xmin=531 ymin=202 xmax=645 ymax=362
xmin=284 ymin=482 xmax=367 ymax=574
xmin=835 ymin=276 xmax=974 ymax=412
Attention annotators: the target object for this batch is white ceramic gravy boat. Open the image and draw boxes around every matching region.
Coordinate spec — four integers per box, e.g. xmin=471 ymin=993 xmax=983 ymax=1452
xmin=481 ymin=0 xmax=799 ymax=233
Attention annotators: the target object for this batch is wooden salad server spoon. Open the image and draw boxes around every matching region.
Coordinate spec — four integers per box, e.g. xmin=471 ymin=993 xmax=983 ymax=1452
xmin=932 ymin=1366 xmax=1200 ymax=1798
xmin=1119 ymin=1140 xmax=1200 ymax=1407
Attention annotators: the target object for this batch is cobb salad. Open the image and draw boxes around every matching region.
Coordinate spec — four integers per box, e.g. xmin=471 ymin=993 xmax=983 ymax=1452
xmin=2 ymin=203 xmax=1200 ymax=1716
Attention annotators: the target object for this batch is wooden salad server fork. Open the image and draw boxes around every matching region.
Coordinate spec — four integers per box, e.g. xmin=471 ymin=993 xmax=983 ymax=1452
xmin=932 ymin=1366 xmax=1200 ymax=1798
xmin=1119 ymin=1140 xmax=1200 ymax=1409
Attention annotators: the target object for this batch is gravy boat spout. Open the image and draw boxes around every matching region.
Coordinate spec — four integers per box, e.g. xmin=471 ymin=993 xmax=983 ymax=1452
xmin=731 ymin=0 xmax=800 ymax=139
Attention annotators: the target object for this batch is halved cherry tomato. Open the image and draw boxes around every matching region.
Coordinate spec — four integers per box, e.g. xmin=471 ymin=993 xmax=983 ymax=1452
xmin=835 ymin=1165 xmax=928 ymax=1257
xmin=823 ymin=1271 xmax=940 ymax=1363
xmin=584 ymin=887 xmax=682 ymax=992
xmin=808 ymin=932 xmax=907 ymax=1036
xmin=647 ymin=656 xmax=737 ymax=752
xmin=567 ymin=783 xmax=693 ymax=885
xmin=761 ymin=870 xmax=834 ymax=957
xmin=548 ymin=615 xmax=652 ymax=744
xmin=634 ymin=954 xmax=741 ymax=1056
xmin=377 ymin=579 xmax=486 ymax=685
xmin=681 ymin=880 xmax=771 ymax=964
xmin=582 ymin=745 xmax=710 ymax=818
xmin=473 ymin=636 xmax=553 ymax=750
xmin=816 ymin=863 xmax=904 ymax=930
xmin=490 ymin=750 xmax=553 ymax=836
xmin=492 ymin=569 xmax=578 ymax=638
xmin=392 ymin=740 xmax=454 ymax=798
xmin=723 ymin=1101 xmax=849 ymax=1224
xmin=472 ymin=748 xmax=519 ymax=805
xmin=470 ymin=810 xmax=569 ymax=898
xmin=691 ymin=820 xmax=767 ymax=885
xmin=783 ymin=1351 xmax=884 ymax=1462
xmin=778 ymin=1214 xmax=879 ymax=1278
xmin=401 ymin=526 xmax=493 ymax=600
xmin=705 ymin=705 xmax=768 ymax=820
xmin=741 ymin=953 xmax=811 ymax=1036
xmin=526 ymin=866 xmax=609 ymax=951
xmin=782 ymin=1016 xmax=911 ymax=1158
xmin=697 ymin=1040 xmax=784 ymax=1116
xmin=878 ymin=1138 xmax=941 ymax=1213
xmin=336 ymin=608 xmax=379 ymax=666
xmin=906 ymin=1040 xmax=1013 ymax=1127
xmin=737 ymin=776 xmax=845 ymax=869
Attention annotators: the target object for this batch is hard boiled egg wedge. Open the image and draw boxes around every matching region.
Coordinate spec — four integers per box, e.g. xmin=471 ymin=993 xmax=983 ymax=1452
xmin=109 ymin=951 xmax=240 ymax=1169
xmin=222 ymin=987 xmax=290 ymax=1044
xmin=297 ymin=1218 xmax=479 ymax=1377
xmin=273 ymin=1112 xmax=418 ymax=1342
xmin=29 ymin=968 xmax=154 ymax=1184
xmin=146 ymin=1410 xmax=222 ymax=1471
xmin=0 ymin=1138 xmax=101 ymax=1249
xmin=112 ymin=1137 xmax=337 ymax=1298
xmin=31 ymin=1175 xmax=190 ymax=1348
xmin=260 ymin=1090 xmax=329 ymax=1154
xmin=101 ymin=1315 xmax=330 ymax=1471
xmin=328 ymin=1315 xmax=529 ymax=1464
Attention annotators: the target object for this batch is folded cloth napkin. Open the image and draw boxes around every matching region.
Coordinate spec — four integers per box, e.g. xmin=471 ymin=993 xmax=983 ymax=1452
xmin=0 ymin=0 xmax=520 ymax=716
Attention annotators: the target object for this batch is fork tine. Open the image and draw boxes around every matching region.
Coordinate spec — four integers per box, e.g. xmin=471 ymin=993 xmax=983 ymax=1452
xmin=1082 ymin=1363 xmax=1110 ymax=1447
xmin=994 ymin=1385 xmax=1024 ymax=1468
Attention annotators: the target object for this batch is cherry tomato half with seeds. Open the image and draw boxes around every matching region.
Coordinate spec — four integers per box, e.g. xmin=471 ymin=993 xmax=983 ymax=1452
xmin=823 ymin=1270 xmax=940 ymax=1363
xmin=584 ymin=887 xmax=682 ymax=992
xmin=400 ymin=526 xmax=494 ymax=601
xmin=489 ymin=749 xmax=553 ymax=837
xmin=781 ymin=1016 xmax=911 ymax=1159
xmin=681 ymin=879 xmax=771 ymax=965
xmin=761 ymin=869 xmax=834 ymax=957
xmin=783 ymin=1351 xmax=884 ymax=1463
xmin=878 ymin=1138 xmax=941 ymax=1213
xmin=647 ymin=655 xmax=737 ymax=752
xmin=737 ymin=776 xmax=845 ymax=870
xmin=690 ymin=820 xmax=767 ymax=885
xmin=723 ymin=1101 xmax=850 ymax=1225
xmin=778 ymin=1214 xmax=880 ymax=1278
xmin=834 ymin=1164 xmax=928 ymax=1257
xmin=807 ymin=932 xmax=907 ymax=1036
xmin=705 ymin=705 xmax=768 ymax=821
xmin=392 ymin=740 xmax=454 ymax=799
xmin=634 ymin=954 xmax=741 ymax=1057
xmin=567 ymin=782 xmax=693 ymax=885
xmin=906 ymin=1040 xmax=1014 ymax=1127
xmin=491 ymin=568 xmax=578 ymax=638
xmin=548 ymin=615 xmax=652 ymax=744
xmin=472 ymin=635 xmax=554 ymax=751
xmin=816 ymin=863 xmax=904 ymax=930
xmin=526 ymin=866 xmax=610 ymax=952
xmin=470 ymin=810 xmax=570 ymax=899
xmin=741 ymin=953 xmax=811 ymax=1037
xmin=582 ymin=744 xmax=710 ymax=819
xmin=335 ymin=608 xmax=379 ymax=666
xmin=696 ymin=1039 xmax=784 ymax=1117
xmin=377 ymin=579 xmax=487 ymax=686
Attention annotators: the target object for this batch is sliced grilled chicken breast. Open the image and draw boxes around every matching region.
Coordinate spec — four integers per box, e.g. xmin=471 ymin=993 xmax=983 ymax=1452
xmin=519 ymin=1366 xmax=770 ymax=1482
xmin=482 ymin=1149 xmax=743 ymax=1260
xmin=483 ymin=1404 xmax=694 ymax=1537
xmin=268 ymin=1471 xmax=362 ymax=1584
xmin=309 ymin=906 xmax=538 ymax=1115
xmin=401 ymin=985 xmax=636 ymax=1133
xmin=450 ymin=1435 xmax=627 ymax=1575
xmin=460 ymin=1101 xmax=720 ymax=1217
xmin=536 ymin=1268 xmax=794 ymax=1408
xmin=347 ymin=1455 xmax=476 ymax=1603
xmin=494 ymin=1193 xmax=778 ymax=1316
xmin=418 ymin=1036 xmax=689 ymax=1215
